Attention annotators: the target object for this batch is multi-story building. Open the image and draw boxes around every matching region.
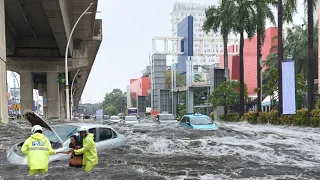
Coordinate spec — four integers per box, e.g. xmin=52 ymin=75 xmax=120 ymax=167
xmin=170 ymin=1 xmax=237 ymax=69
xmin=127 ymin=77 xmax=151 ymax=108
xmin=220 ymin=27 xmax=278 ymax=96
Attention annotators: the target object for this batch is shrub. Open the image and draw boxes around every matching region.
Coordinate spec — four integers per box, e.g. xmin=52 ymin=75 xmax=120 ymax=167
xmin=240 ymin=112 xmax=258 ymax=124
xmin=293 ymin=109 xmax=308 ymax=126
xmin=267 ymin=111 xmax=280 ymax=125
xmin=280 ymin=114 xmax=295 ymax=125
xmin=310 ymin=109 xmax=320 ymax=127
xmin=209 ymin=111 xmax=214 ymax=120
xmin=219 ymin=113 xmax=239 ymax=122
xmin=257 ymin=112 xmax=269 ymax=124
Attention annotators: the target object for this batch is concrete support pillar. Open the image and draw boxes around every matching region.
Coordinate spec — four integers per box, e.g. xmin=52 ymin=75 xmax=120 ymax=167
xmin=43 ymin=91 xmax=48 ymax=119
xmin=60 ymin=84 xmax=66 ymax=119
xmin=186 ymin=89 xmax=194 ymax=114
xmin=20 ymin=72 xmax=33 ymax=114
xmin=0 ymin=0 xmax=8 ymax=124
xmin=47 ymin=72 xmax=59 ymax=119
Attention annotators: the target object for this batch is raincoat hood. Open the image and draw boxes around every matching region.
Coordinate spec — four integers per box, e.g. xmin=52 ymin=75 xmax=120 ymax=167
xmin=31 ymin=133 xmax=45 ymax=140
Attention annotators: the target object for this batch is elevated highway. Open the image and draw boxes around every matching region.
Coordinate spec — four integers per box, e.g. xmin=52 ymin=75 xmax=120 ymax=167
xmin=0 ymin=0 xmax=102 ymax=123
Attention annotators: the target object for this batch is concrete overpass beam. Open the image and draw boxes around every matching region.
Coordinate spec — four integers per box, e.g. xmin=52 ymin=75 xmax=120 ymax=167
xmin=41 ymin=0 xmax=73 ymax=57
xmin=0 ymin=0 xmax=8 ymax=124
xmin=20 ymin=71 xmax=33 ymax=114
xmin=46 ymin=72 xmax=59 ymax=119
xmin=7 ymin=58 xmax=89 ymax=72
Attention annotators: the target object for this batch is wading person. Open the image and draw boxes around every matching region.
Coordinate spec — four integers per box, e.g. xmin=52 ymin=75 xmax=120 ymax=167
xmin=71 ymin=125 xmax=98 ymax=172
xmin=21 ymin=125 xmax=56 ymax=176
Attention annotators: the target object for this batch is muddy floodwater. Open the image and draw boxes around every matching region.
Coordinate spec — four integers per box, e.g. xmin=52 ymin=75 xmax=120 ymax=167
xmin=1 ymin=119 xmax=320 ymax=180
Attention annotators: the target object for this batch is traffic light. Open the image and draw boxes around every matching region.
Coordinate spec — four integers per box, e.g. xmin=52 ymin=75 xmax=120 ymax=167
xmin=57 ymin=74 xmax=66 ymax=83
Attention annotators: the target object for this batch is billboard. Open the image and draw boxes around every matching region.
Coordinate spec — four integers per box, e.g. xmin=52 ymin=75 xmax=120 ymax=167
xmin=177 ymin=16 xmax=193 ymax=75
xmin=282 ymin=60 xmax=296 ymax=114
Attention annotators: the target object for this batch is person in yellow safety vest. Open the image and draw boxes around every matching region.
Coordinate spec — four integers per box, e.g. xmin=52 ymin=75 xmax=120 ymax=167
xmin=71 ymin=125 xmax=98 ymax=172
xmin=21 ymin=125 xmax=56 ymax=176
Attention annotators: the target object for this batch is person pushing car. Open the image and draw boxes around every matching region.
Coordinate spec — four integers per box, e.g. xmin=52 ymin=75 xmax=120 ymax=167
xmin=21 ymin=125 xmax=56 ymax=176
xmin=71 ymin=125 xmax=98 ymax=172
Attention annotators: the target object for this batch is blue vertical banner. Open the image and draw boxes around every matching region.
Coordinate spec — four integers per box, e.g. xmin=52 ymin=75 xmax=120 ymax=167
xmin=282 ymin=60 xmax=296 ymax=114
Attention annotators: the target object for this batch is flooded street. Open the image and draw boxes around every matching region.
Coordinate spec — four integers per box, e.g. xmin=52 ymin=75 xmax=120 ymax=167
xmin=1 ymin=119 xmax=320 ymax=179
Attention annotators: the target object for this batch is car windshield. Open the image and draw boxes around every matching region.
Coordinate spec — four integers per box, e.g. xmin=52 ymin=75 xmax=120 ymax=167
xmin=43 ymin=125 xmax=78 ymax=143
xmin=190 ymin=117 xmax=213 ymax=125
xmin=110 ymin=116 xmax=119 ymax=120
xmin=125 ymin=116 xmax=137 ymax=121
xmin=159 ymin=114 xmax=175 ymax=120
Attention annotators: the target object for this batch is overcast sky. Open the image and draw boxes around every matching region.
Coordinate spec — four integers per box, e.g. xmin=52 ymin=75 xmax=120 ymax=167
xmin=7 ymin=0 xmax=307 ymax=104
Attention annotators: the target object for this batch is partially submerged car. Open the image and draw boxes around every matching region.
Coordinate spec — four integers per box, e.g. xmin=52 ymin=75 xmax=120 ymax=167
xmin=179 ymin=112 xmax=218 ymax=130
xmin=109 ymin=115 xmax=121 ymax=123
xmin=7 ymin=112 xmax=126 ymax=165
xmin=155 ymin=113 xmax=178 ymax=123
xmin=124 ymin=116 xmax=139 ymax=123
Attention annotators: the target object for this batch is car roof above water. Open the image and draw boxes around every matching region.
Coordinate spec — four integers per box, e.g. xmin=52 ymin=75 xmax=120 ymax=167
xmin=183 ymin=113 xmax=210 ymax=118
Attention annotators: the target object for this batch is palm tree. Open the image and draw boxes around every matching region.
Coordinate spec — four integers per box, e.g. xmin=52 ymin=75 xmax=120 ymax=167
xmin=203 ymin=2 xmax=234 ymax=80
xmin=275 ymin=0 xmax=298 ymax=115
xmin=223 ymin=0 xmax=256 ymax=116
xmin=255 ymin=0 xmax=276 ymax=113
xmin=264 ymin=22 xmax=318 ymax=78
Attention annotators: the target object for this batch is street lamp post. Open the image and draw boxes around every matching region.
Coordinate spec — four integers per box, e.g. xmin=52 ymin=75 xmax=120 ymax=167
xmin=71 ymin=69 xmax=80 ymax=120
xmin=65 ymin=3 xmax=94 ymax=120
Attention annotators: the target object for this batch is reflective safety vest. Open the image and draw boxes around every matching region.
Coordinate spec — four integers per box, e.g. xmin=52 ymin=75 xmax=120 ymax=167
xmin=21 ymin=133 xmax=56 ymax=170
xmin=74 ymin=133 xmax=98 ymax=166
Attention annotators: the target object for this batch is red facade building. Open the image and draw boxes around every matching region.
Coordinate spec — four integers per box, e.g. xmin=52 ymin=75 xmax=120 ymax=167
xmin=129 ymin=77 xmax=151 ymax=97
xmin=220 ymin=27 xmax=278 ymax=95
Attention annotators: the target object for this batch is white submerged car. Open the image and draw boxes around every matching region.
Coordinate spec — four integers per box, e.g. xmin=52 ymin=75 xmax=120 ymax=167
xmin=155 ymin=114 xmax=178 ymax=124
xmin=109 ymin=115 xmax=121 ymax=123
xmin=7 ymin=112 xmax=126 ymax=165
xmin=124 ymin=116 xmax=139 ymax=124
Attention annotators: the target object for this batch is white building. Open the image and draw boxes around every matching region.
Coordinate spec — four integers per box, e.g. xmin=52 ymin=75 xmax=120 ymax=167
xmin=170 ymin=1 xmax=237 ymax=69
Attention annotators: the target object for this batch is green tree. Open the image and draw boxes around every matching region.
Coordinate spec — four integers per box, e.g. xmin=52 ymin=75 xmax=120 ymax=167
xmin=102 ymin=88 xmax=127 ymax=114
xmin=209 ymin=80 xmax=248 ymax=111
xmin=165 ymin=71 xmax=186 ymax=89
xmin=104 ymin=105 xmax=117 ymax=115
xmin=146 ymin=93 xmax=151 ymax=107
xmin=264 ymin=22 xmax=318 ymax=78
xmin=130 ymin=92 xmax=137 ymax=107
xmin=177 ymin=92 xmax=186 ymax=116
xmin=262 ymin=68 xmax=307 ymax=109
xmin=255 ymin=0 xmax=276 ymax=113
xmin=223 ymin=0 xmax=256 ymax=116
xmin=203 ymin=2 xmax=234 ymax=80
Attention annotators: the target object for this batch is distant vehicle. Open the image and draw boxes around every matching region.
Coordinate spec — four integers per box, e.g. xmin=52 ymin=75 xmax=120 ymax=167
xmin=179 ymin=112 xmax=218 ymax=131
xmin=127 ymin=107 xmax=138 ymax=116
xmin=109 ymin=115 xmax=121 ymax=123
xmin=7 ymin=112 xmax=126 ymax=166
xmin=124 ymin=116 xmax=139 ymax=123
xmin=155 ymin=113 xmax=178 ymax=123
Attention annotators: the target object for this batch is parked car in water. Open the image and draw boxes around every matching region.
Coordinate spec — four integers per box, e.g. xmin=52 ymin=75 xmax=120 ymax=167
xmin=109 ymin=115 xmax=121 ymax=123
xmin=179 ymin=112 xmax=218 ymax=130
xmin=7 ymin=112 xmax=126 ymax=166
xmin=124 ymin=116 xmax=139 ymax=123
xmin=155 ymin=113 xmax=178 ymax=123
